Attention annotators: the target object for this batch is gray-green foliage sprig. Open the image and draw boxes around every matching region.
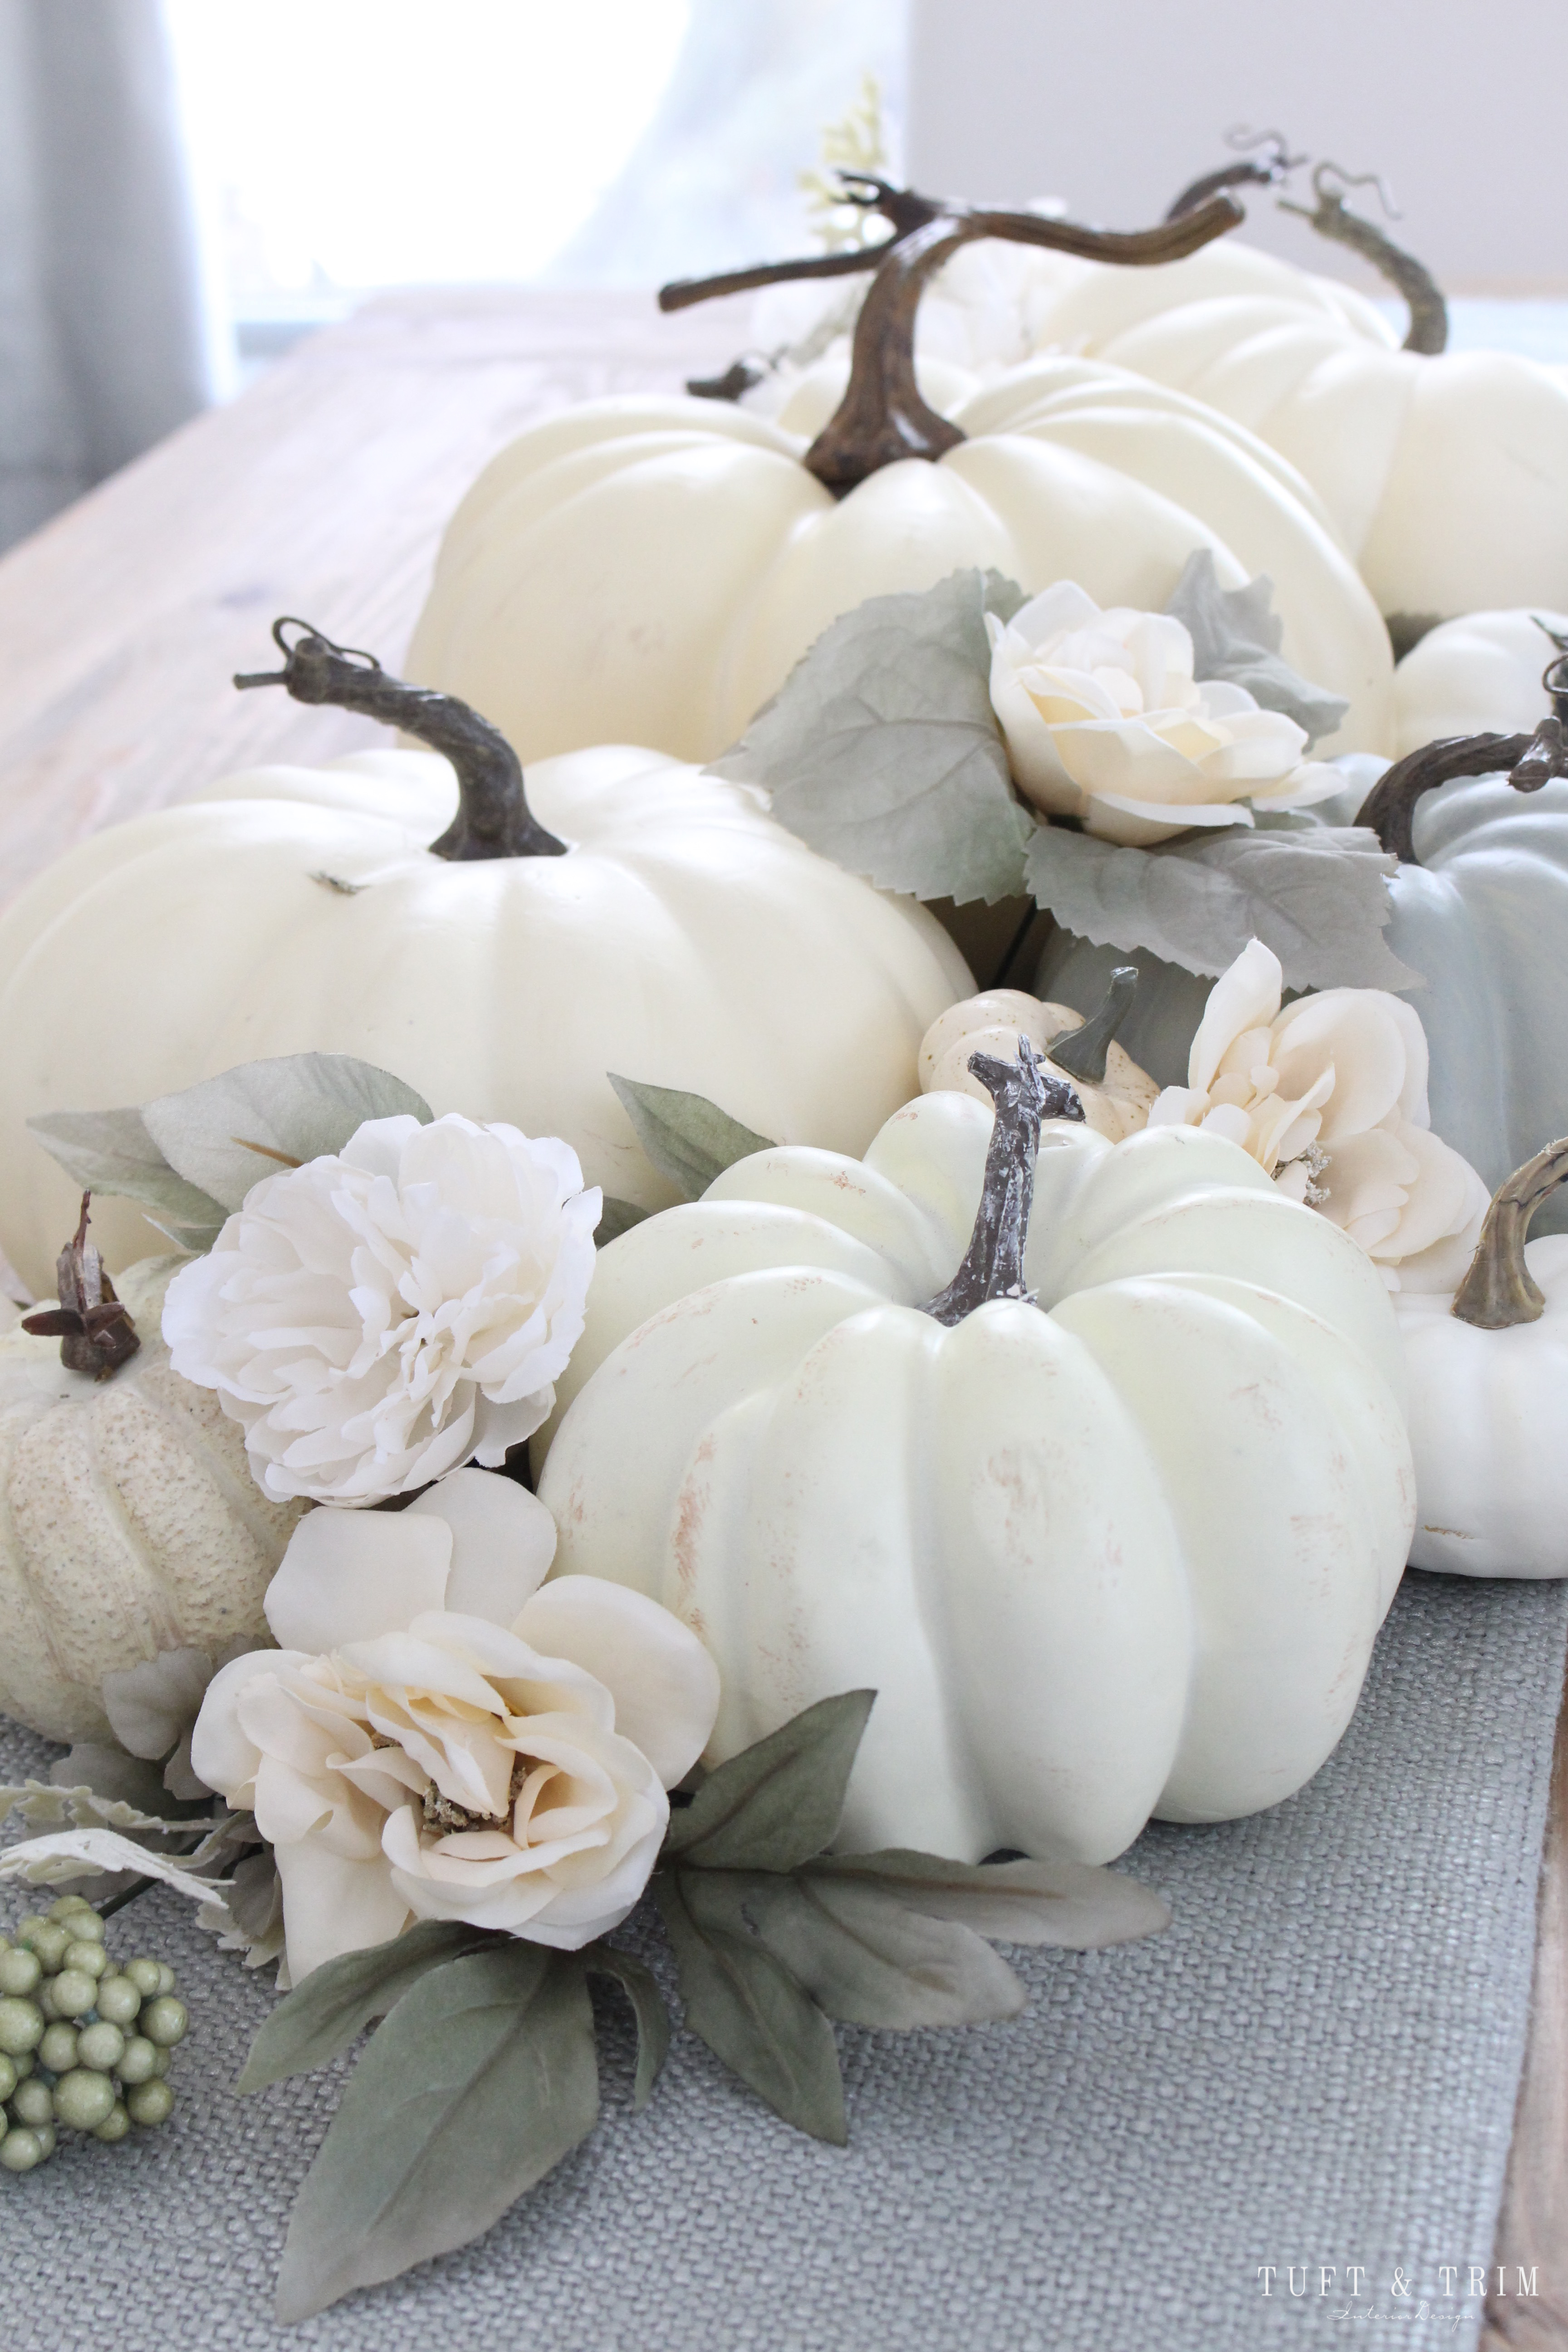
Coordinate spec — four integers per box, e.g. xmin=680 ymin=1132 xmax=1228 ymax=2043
xmin=241 ymin=1690 xmax=1167 ymax=2322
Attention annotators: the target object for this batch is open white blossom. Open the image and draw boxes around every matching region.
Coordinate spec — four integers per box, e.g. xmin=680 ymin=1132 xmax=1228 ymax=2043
xmin=163 ymin=1113 xmax=600 ymax=1505
xmin=1147 ymin=939 xmax=1490 ymax=1289
xmin=190 ymin=1470 xmax=720 ymax=1983
xmin=987 ymin=581 xmax=1341 ymax=847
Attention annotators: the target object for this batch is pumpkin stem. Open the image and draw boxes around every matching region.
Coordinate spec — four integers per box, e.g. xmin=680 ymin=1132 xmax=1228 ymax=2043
xmin=20 ymin=1193 xmax=140 ymax=1378
xmin=1164 ymin=129 xmax=1306 ymax=222
xmin=1049 ymin=966 xmax=1140 ymax=1084
xmin=923 ymin=1037 xmax=1084 ymax=1327
xmin=1354 ymin=730 xmax=1541 ymax=863
xmin=658 ymin=178 xmax=1244 ymax=498
xmin=234 ymin=619 xmax=568 ymax=862
xmin=1451 ymin=1139 xmax=1568 ymax=1329
xmin=1278 ymin=162 xmax=1447 ymax=354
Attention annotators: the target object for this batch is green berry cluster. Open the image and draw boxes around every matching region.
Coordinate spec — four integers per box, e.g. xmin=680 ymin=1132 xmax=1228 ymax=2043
xmin=0 ymin=1897 xmax=189 ymax=2173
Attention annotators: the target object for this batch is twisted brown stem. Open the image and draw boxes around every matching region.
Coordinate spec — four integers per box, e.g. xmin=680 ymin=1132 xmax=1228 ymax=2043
xmin=1355 ymin=732 xmax=1539 ymax=863
xmin=21 ymin=1194 xmax=140 ymax=1377
xmin=1451 ymin=1140 xmax=1568 ymax=1328
xmin=923 ymin=1037 xmax=1083 ymax=1327
xmin=235 ymin=619 xmax=568 ymax=862
xmin=1165 ymin=132 xmax=1305 ymax=222
xmin=1279 ymin=165 xmax=1447 ymax=355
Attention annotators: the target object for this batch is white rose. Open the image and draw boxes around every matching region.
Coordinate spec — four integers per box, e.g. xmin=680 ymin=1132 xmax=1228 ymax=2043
xmin=163 ymin=1113 xmax=599 ymax=1506
xmin=1147 ymin=938 xmax=1490 ymax=1289
xmin=190 ymin=1470 xmax=720 ymax=1983
xmin=986 ymin=581 xmax=1341 ymax=847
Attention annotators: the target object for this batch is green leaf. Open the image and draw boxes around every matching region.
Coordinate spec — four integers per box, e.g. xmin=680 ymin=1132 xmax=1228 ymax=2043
xmin=0 ymin=1781 xmax=212 ymax=1838
xmin=584 ymin=1943 xmax=671 ymax=2111
xmin=655 ymin=1871 xmax=846 ymax=2143
xmin=274 ymin=1944 xmax=598 ymax=2323
xmin=1165 ymin=548 xmax=1349 ymax=747
xmin=695 ymin=1867 xmax=1027 ymax=2029
xmin=142 ymin=1053 xmax=433 ymax=1213
xmin=596 ymin=1194 xmax=652 ymax=1244
xmin=607 ymin=1076 xmax=775 ymax=1203
xmin=1025 ymin=819 xmax=1421 ymax=993
xmin=807 ymin=1847 xmax=1171 ymax=1950
xmin=25 ymin=1105 xmax=228 ymax=1240
xmin=711 ymin=568 xmax=1035 ymax=906
xmin=664 ymin=1690 xmax=875 ymax=1872
xmin=238 ymin=1920 xmax=498 ymax=2093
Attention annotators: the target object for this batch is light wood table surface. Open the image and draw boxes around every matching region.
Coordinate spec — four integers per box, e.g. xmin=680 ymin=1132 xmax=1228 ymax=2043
xmin=0 ymin=287 xmax=1559 ymax=2341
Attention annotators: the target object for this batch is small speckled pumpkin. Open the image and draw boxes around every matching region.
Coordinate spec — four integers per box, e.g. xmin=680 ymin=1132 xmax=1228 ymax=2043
xmin=0 ymin=1257 xmax=305 ymax=1742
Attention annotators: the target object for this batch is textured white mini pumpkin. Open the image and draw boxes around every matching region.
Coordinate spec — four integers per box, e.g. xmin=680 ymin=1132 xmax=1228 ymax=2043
xmin=0 ymin=1257 xmax=304 ymax=1742
xmin=919 ymin=977 xmax=1157 ymax=1141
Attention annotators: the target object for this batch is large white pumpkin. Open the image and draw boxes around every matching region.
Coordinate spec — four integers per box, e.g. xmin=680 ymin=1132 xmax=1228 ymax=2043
xmin=1392 ymin=609 xmax=1568 ymax=756
xmin=536 ymin=1088 xmax=1414 ymax=1866
xmin=406 ymin=356 xmax=1393 ymax=766
xmin=0 ymin=726 xmax=968 ymax=1298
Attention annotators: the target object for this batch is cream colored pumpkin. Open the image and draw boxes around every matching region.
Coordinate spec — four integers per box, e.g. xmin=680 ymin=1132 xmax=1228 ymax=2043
xmin=406 ymin=357 xmax=1393 ymax=767
xmin=535 ymin=1095 xmax=1414 ymax=1865
xmin=0 ymin=743 xmax=969 ymax=1298
xmin=1392 ymin=609 xmax=1568 ymax=757
xmin=919 ymin=987 xmax=1156 ymax=1140
xmin=0 ymin=1258 xmax=304 ymax=1742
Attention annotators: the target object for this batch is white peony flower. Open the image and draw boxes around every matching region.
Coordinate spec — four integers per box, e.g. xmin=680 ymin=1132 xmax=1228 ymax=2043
xmin=1147 ymin=939 xmax=1490 ymax=1289
xmin=190 ymin=1470 xmax=720 ymax=1983
xmin=986 ymin=581 xmax=1342 ymax=847
xmin=163 ymin=1113 xmax=600 ymax=1506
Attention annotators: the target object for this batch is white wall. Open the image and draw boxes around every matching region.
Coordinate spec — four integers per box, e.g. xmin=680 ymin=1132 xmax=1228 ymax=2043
xmin=907 ymin=0 xmax=1568 ymax=292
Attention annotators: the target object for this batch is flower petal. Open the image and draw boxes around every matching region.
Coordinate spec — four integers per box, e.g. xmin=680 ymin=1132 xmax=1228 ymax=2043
xmin=274 ymin=1834 xmax=414 ymax=1982
xmin=517 ymin=1577 xmax=721 ymax=1787
xmin=264 ymin=1508 xmax=453 ymax=1652
xmin=406 ymin=1467 xmax=558 ymax=1623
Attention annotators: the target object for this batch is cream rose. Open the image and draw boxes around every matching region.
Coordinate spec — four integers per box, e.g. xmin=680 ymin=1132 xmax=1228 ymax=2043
xmin=190 ymin=1470 xmax=720 ymax=1983
xmin=987 ymin=581 xmax=1342 ymax=847
xmin=1147 ymin=939 xmax=1490 ymax=1289
xmin=163 ymin=1112 xmax=599 ymax=1506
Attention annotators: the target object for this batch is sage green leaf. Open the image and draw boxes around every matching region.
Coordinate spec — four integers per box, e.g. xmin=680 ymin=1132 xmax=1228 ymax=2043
xmin=1165 ymin=549 xmax=1349 ymax=746
xmin=696 ymin=1867 xmax=1026 ymax=2029
xmin=142 ymin=1053 xmax=433 ymax=1213
xmin=807 ymin=1847 xmax=1171 ymax=1949
xmin=238 ymin=1920 xmax=496 ymax=2093
xmin=1025 ymin=820 xmax=1420 ymax=993
xmin=655 ymin=1871 xmax=846 ymax=2143
xmin=49 ymin=1744 xmax=176 ymax=1816
xmin=0 ymin=1781 xmax=213 ymax=1838
xmin=711 ymin=568 xmax=1035 ymax=906
xmin=596 ymin=1194 xmax=652 ymax=1243
xmin=584 ymin=1943 xmax=671 ymax=2111
xmin=664 ymin=1690 xmax=876 ymax=1872
xmin=26 ymin=1104 xmax=228 ymax=1236
xmin=607 ymin=1075 xmax=774 ymax=1203
xmin=274 ymin=1944 xmax=598 ymax=2323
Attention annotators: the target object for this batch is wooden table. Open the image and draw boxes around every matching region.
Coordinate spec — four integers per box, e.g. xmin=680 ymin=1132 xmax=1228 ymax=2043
xmin=0 ymin=287 xmax=1559 ymax=2341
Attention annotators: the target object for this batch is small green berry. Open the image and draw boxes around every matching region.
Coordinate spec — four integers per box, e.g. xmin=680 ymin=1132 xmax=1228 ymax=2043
xmin=18 ymin=1919 xmax=70 ymax=1972
xmin=0 ymin=2127 xmax=44 ymax=2172
xmin=46 ymin=1897 xmax=94 ymax=1925
xmin=93 ymin=2100 xmax=130 ymax=2143
xmin=94 ymin=1974 xmax=141 ymax=2027
xmin=0 ymin=2055 xmax=15 ymax=2102
xmin=10 ymin=2077 xmax=53 ymax=2127
xmin=139 ymin=1996 xmax=187 ymax=2049
xmin=63 ymin=1940 xmax=108 ymax=1980
xmin=150 ymin=2046 xmax=170 ymax=2078
xmin=33 ymin=2122 xmax=55 ymax=2159
xmin=0 ymin=1948 xmax=41 ymax=1997
xmin=53 ymin=2069 xmax=116 ymax=2131
xmin=126 ymin=2078 xmax=173 ymax=2127
xmin=115 ymin=2036 xmax=158 ymax=2085
xmin=155 ymin=1963 xmax=177 ymax=1995
xmin=124 ymin=1958 xmax=162 ymax=1999
xmin=0 ymin=1998 xmax=44 ymax=2056
xmin=76 ymin=2021 xmax=124 ymax=2072
xmin=38 ymin=2024 xmax=78 ymax=2074
xmin=49 ymin=1969 xmax=96 ymax=2019
xmin=11 ymin=2053 xmax=33 ymax=2080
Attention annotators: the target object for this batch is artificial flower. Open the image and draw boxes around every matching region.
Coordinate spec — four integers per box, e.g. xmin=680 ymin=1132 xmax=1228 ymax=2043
xmin=986 ymin=581 xmax=1342 ymax=847
xmin=1147 ymin=938 xmax=1490 ymax=1289
xmin=163 ymin=1113 xmax=600 ymax=1506
xmin=190 ymin=1470 xmax=720 ymax=1982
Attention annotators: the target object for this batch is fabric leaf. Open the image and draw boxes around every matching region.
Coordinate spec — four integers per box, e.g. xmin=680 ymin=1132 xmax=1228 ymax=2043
xmin=654 ymin=1871 xmax=846 ymax=2144
xmin=25 ymin=1104 xmax=227 ymax=1240
xmin=141 ymin=1053 xmax=433 ymax=1213
xmin=663 ymin=1690 xmax=876 ymax=1872
xmin=1165 ymin=549 xmax=1349 ymax=746
xmin=238 ymin=1919 xmax=498 ymax=2094
xmin=584 ymin=1943 xmax=672 ymax=2112
xmin=607 ymin=1076 xmax=774 ymax=1203
xmin=0 ymin=1782 xmax=219 ymax=1839
xmin=0 ymin=1827 xmax=229 ymax=1901
xmin=1025 ymin=820 xmax=1419 ymax=992
xmin=807 ymin=1847 xmax=1171 ymax=1949
xmin=274 ymin=1944 xmax=598 ymax=2323
xmin=711 ymin=568 xmax=1035 ymax=906
xmin=596 ymin=1195 xmax=652 ymax=1244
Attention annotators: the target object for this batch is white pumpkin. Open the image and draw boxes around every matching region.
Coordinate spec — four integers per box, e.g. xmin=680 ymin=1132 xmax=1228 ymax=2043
xmin=919 ymin=975 xmax=1156 ymax=1140
xmin=0 ymin=1256 xmax=304 ymax=1742
xmin=406 ymin=357 xmax=1393 ymax=767
xmin=1398 ymin=1140 xmax=1568 ymax=1577
xmin=535 ymin=1078 xmax=1414 ymax=1867
xmin=0 ymin=635 xmax=969 ymax=1298
xmin=1392 ymin=609 xmax=1568 ymax=757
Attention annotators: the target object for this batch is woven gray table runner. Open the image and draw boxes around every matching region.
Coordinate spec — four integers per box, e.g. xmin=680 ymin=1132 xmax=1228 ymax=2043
xmin=1 ymin=1567 xmax=1563 ymax=2352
